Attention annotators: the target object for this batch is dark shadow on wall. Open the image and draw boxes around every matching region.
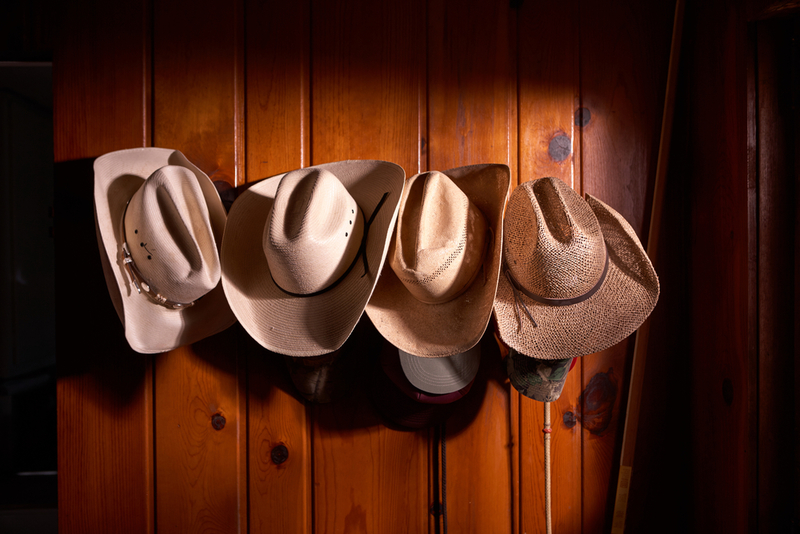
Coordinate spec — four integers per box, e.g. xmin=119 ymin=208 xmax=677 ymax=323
xmin=0 ymin=63 xmax=58 ymax=534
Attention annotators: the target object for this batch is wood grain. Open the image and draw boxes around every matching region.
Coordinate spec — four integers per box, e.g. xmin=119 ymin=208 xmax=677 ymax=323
xmin=311 ymin=321 xmax=428 ymax=534
xmin=427 ymin=0 xmax=516 ymax=531
xmin=54 ymin=1 xmax=153 ymax=533
xmin=517 ymin=0 xmax=582 ymax=532
xmin=50 ymin=0 xmax=711 ymax=531
xmin=310 ymin=0 xmax=424 ymax=174
xmin=756 ymin=19 xmax=796 ymax=534
xmin=245 ymin=0 xmax=309 ymax=180
xmin=244 ymin=0 xmax=311 ymax=532
xmin=246 ymin=336 xmax=311 ymax=534
xmin=151 ymin=1 xmax=246 ymax=532
xmin=578 ymin=1 xmax=674 ymax=531
xmin=518 ymin=363 xmax=583 ymax=534
xmin=152 ymin=0 xmax=242 ymax=185
xmin=153 ymin=337 xmax=245 ymax=534
xmin=687 ymin=1 xmax=752 ymax=532
xmin=309 ymin=0 xmax=428 ymax=531
xmin=518 ymin=0 xmax=579 ymax=191
xmin=427 ymin=0 xmax=516 ymax=175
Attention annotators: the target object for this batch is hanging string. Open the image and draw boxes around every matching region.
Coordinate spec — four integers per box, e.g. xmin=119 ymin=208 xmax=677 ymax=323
xmin=442 ymin=421 xmax=448 ymax=534
xmin=504 ymin=270 xmax=537 ymax=328
xmin=544 ymin=402 xmax=552 ymax=534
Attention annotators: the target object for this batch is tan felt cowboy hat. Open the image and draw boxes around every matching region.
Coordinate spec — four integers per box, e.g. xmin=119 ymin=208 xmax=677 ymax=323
xmin=494 ymin=177 xmax=659 ymax=359
xmin=94 ymin=147 xmax=236 ymax=354
xmin=221 ymin=160 xmax=405 ymax=357
xmin=366 ymin=164 xmax=511 ymax=357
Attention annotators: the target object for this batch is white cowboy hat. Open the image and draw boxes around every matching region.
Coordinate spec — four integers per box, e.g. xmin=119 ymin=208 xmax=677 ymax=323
xmin=221 ymin=160 xmax=405 ymax=357
xmin=94 ymin=147 xmax=236 ymax=354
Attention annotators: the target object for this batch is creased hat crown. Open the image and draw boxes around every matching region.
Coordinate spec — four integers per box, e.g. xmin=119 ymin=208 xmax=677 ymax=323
xmin=93 ymin=147 xmax=235 ymax=354
xmin=264 ymin=167 xmax=365 ymax=295
xmin=493 ymin=176 xmax=660 ymax=359
xmin=390 ymin=171 xmax=487 ymax=304
xmin=504 ymin=177 xmax=606 ymax=299
xmin=124 ymin=165 xmax=220 ymax=304
xmin=366 ymin=164 xmax=510 ymax=358
xmin=220 ymin=159 xmax=405 ymax=357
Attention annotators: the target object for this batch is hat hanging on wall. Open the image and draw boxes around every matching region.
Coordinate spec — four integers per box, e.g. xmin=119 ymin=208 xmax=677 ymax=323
xmin=507 ymin=349 xmax=575 ymax=402
xmin=366 ymin=164 xmax=511 ymax=358
xmin=369 ymin=337 xmax=476 ymax=429
xmin=221 ymin=160 xmax=405 ymax=357
xmin=93 ymin=147 xmax=236 ymax=354
xmin=282 ymin=348 xmax=352 ymax=404
xmin=399 ymin=344 xmax=480 ymax=395
xmin=494 ymin=177 xmax=659 ymax=360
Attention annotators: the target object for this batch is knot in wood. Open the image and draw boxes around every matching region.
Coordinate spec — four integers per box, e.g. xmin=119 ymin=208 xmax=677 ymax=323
xmin=211 ymin=413 xmax=226 ymax=431
xmin=271 ymin=444 xmax=289 ymax=465
xmin=548 ymin=134 xmax=571 ymax=162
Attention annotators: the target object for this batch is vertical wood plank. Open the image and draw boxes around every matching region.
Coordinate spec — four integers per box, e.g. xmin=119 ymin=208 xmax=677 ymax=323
xmin=311 ymin=0 xmax=423 ymax=174
xmin=756 ymin=18 xmax=796 ymax=534
xmin=794 ymin=20 xmax=800 ymax=534
xmin=245 ymin=0 xmax=310 ymax=180
xmin=152 ymin=0 xmax=242 ymax=185
xmin=309 ymin=0 xmax=428 ymax=531
xmin=245 ymin=0 xmax=312 ymax=531
xmin=517 ymin=0 xmax=582 ymax=532
xmin=746 ymin=19 xmax=760 ymax=534
xmin=427 ymin=0 xmax=516 ymax=532
xmin=622 ymin=33 xmax=694 ymax=529
xmin=151 ymin=0 xmax=246 ymax=532
xmin=246 ymin=338 xmax=311 ymax=534
xmin=312 ymin=325 xmax=428 ymax=534
xmin=427 ymin=0 xmax=517 ymax=176
xmin=578 ymin=1 xmax=674 ymax=531
xmin=153 ymin=338 xmax=244 ymax=533
xmin=54 ymin=1 xmax=154 ymax=533
xmin=518 ymin=0 xmax=579 ymax=191
xmin=685 ymin=1 xmax=752 ymax=532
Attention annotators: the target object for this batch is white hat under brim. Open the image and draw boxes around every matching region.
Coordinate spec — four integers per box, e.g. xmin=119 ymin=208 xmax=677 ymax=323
xmin=366 ymin=164 xmax=511 ymax=358
xmin=399 ymin=343 xmax=481 ymax=394
xmin=93 ymin=147 xmax=236 ymax=354
xmin=221 ymin=160 xmax=405 ymax=357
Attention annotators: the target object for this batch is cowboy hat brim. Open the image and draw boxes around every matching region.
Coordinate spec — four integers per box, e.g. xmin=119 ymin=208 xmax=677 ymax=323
xmin=221 ymin=160 xmax=405 ymax=357
xmin=93 ymin=147 xmax=236 ymax=354
xmin=494 ymin=192 xmax=659 ymax=359
xmin=366 ymin=164 xmax=511 ymax=358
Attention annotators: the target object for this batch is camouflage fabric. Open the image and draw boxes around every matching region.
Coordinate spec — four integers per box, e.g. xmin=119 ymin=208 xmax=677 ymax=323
xmin=507 ymin=349 xmax=573 ymax=402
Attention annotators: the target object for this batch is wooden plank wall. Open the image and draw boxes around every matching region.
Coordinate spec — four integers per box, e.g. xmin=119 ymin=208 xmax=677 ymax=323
xmin=684 ymin=0 xmax=754 ymax=532
xmin=54 ymin=0 xmax=679 ymax=532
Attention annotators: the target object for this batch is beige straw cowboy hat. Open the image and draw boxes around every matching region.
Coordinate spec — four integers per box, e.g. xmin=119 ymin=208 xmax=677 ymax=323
xmin=366 ymin=164 xmax=511 ymax=358
xmin=94 ymin=147 xmax=236 ymax=354
xmin=221 ymin=160 xmax=405 ymax=357
xmin=494 ymin=177 xmax=659 ymax=359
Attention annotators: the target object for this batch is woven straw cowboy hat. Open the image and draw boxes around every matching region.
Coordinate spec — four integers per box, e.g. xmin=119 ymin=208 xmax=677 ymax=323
xmin=494 ymin=177 xmax=659 ymax=359
xmin=94 ymin=147 xmax=236 ymax=354
xmin=366 ymin=164 xmax=511 ymax=358
xmin=221 ymin=160 xmax=405 ymax=357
